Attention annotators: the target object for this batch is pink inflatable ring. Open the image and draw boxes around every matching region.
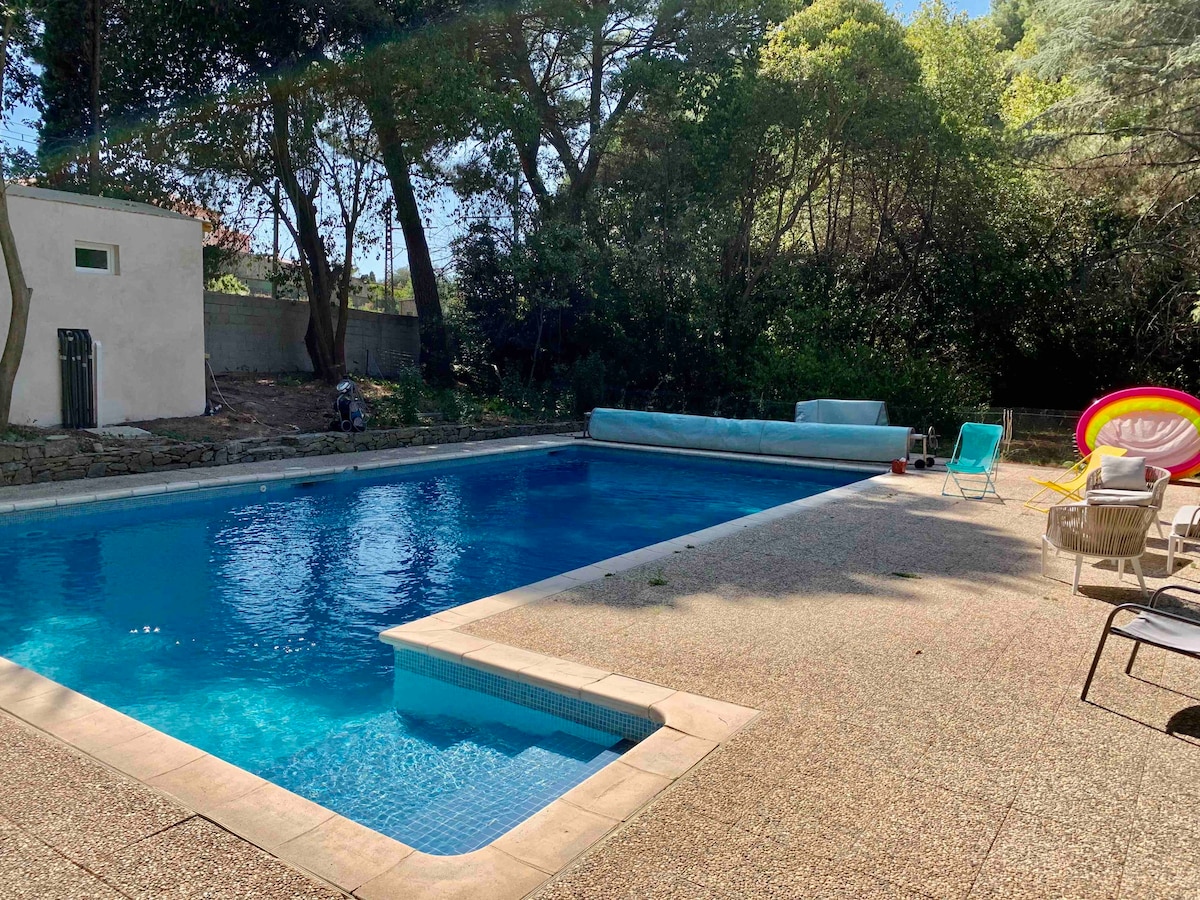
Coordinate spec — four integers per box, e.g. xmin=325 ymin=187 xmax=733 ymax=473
xmin=1076 ymin=387 xmax=1200 ymax=480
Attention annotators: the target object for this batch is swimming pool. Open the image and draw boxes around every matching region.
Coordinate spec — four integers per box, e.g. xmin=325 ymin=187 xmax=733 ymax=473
xmin=0 ymin=445 xmax=866 ymax=852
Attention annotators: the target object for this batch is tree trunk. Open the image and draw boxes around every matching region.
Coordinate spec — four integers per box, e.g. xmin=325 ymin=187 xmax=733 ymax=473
xmin=334 ymin=260 xmax=350 ymax=372
xmin=364 ymin=92 xmax=454 ymax=384
xmin=267 ymin=85 xmax=340 ymax=382
xmin=0 ymin=178 xmax=32 ymax=427
xmin=0 ymin=15 xmax=34 ymax=427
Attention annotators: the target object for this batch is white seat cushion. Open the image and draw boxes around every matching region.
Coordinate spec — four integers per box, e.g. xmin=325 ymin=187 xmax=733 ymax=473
xmin=1172 ymin=505 xmax=1200 ymax=538
xmin=1087 ymin=489 xmax=1154 ymax=507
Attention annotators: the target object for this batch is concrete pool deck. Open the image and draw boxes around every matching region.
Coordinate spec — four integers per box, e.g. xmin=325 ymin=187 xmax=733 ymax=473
xmin=2 ymin=437 xmax=1199 ymax=898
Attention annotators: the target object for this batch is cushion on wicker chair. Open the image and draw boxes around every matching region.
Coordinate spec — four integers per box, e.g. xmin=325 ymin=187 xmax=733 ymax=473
xmin=1100 ymin=455 xmax=1148 ymax=490
xmin=1172 ymin=506 xmax=1200 ymax=538
xmin=1087 ymin=490 xmax=1155 ymax=506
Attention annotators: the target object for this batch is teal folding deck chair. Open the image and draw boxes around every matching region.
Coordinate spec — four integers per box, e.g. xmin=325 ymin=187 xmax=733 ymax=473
xmin=941 ymin=422 xmax=1004 ymax=499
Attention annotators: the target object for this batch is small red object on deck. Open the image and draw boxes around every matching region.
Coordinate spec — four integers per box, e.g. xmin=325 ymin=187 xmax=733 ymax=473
xmin=891 ymin=459 xmax=907 ymax=474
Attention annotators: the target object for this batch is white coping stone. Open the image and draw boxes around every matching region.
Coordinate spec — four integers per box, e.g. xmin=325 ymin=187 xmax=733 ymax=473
xmin=54 ymin=494 xmax=97 ymax=507
xmin=559 ymin=564 xmax=615 ymax=583
xmin=163 ymin=481 xmax=202 ymax=493
xmin=92 ymin=489 xmax=134 ymax=502
xmin=10 ymin=498 xmax=55 ymax=511
xmin=222 ymin=474 xmax=265 ymax=485
xmin=128 ymin=484 xmax=168 ymax=497
xmin=0 ymin=503 xmax=12 ymax=514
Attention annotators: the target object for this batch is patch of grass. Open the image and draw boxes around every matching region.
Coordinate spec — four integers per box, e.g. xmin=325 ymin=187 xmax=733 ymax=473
xmin=153 ymin=429 xmax=191 ymax=442
xmin=890 ymin=571 xmax=922 ymax=579
xmin=0 ymin=425 xmax=43 ymax=443
xmin=648 ymin=573 xmax=669 ymax=586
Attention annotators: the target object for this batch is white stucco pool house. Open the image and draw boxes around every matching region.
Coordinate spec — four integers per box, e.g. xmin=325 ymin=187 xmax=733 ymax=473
xmin=0 ymin=185 xmax=206 ymax=427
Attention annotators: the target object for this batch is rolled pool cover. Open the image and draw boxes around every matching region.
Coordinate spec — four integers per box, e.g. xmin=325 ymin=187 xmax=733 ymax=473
xmin=588 ymin=408 xmax=911 ymax=464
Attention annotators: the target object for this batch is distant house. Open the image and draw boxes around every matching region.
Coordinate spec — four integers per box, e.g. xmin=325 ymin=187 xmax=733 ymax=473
xmin=0 ymin=186 xmax=206 ymax=427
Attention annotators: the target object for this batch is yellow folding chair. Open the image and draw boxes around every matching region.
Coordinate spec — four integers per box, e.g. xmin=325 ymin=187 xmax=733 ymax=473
xmin=1024 ymin=445 xmax=1127 ymax=511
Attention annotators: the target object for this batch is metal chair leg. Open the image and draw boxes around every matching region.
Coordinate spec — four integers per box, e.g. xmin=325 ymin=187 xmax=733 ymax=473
xmin=1073 ymin=556 xmax=1083 ymax=595
xmin=1167 ymin=536 xmax=1177 ymax=574
xmin=1125 ymin=640 xmax=1141 ymax=674
xmin=1118 ymin=558 xmax=1125 ymax=581
xmin=1131 ymin=557 xmax=1147 ymax=597
xmin=1081 ymin=623 xmax=1113 ymax=701
xmin=1155 ymin=519 xmax=1165 ymax=540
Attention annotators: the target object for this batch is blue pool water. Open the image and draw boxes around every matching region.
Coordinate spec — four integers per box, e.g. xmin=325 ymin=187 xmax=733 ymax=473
xmin=0 ymin=445 xmax=864 ymax=852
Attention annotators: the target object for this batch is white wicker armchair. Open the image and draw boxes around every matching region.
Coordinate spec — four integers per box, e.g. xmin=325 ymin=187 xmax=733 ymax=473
xmin=1085 ymin=464 xmax=1171 ymax=538
xmin=1042 ymin=504 xmax=1158 ymax=595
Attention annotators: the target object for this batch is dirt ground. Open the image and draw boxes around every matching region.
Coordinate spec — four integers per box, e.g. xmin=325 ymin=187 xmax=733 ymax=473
xmin=129 ymin=374 xmax=351 ymax=441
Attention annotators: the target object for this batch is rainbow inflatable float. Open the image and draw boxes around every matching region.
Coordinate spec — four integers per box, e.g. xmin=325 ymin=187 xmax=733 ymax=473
xmin=1076 ymin=387 xmax=1200 ymax=479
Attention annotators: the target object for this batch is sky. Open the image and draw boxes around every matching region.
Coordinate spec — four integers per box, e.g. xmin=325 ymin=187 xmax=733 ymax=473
xmin=4 ymin=0 xmax=991 ymax=281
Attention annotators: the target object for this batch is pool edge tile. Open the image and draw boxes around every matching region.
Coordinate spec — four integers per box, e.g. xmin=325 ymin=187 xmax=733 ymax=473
xmin=147 ymin=754 xmax=267 ymax=812
xmin=380 ymin=628 xmax=460 ymax=651
xmin=207 ymin=782 xmax=337 ymax=851
xmin=93 ymin=729 xmax=207 ymax=780
xmin=355 ymin=846 xmax=549 ymax=900
xmin=649 ymin=691 xmax=760 ymax=742
xmin=580 ymin=674 xmax=676 ymax=719
xmin=275 ymin=814 xmax=415 ymax=893
xmin=0 ymin=660 xmax=63 ymax=705
xmin=619 ymin=727 xmax=718 ymax=779
xmin=7 ymin=684 xmax=108 ymax=730
xmin=45 ymin=705 xmax=151 ymax=753
xmin=514 ymin=658 xmax=610 ymax=698
xmin=560 ymin=761 xmax=673 ymax=821
xmin=460 ymin=643 xmax=548 ymax=678
xmin=491 ymin=798 xmax=619 ymax=875
xmin=424 ymin=632 xmax=495 ymax=663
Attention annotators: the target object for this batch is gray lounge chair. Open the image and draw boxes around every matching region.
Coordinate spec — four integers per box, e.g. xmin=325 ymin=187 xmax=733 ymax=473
xmin=1081 ymin=584 xmax=1200 ymax=701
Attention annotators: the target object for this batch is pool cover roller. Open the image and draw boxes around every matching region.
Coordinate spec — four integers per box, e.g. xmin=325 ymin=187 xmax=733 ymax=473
xmin=588 ymin=408 xmax=911 ymax=464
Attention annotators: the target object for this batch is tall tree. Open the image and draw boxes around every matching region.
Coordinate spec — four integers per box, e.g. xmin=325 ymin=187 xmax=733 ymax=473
xmin=354 ymin=27 xmax=477 ymax=384
xmin=34 ymin=0 xmax=94 ymax=188
xmin=0 ymin=4 xmax=36 ymax=427
xmin=475 ymin=0 xmax=691 ymax=219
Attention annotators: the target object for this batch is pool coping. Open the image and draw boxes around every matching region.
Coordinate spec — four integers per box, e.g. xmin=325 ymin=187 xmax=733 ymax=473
xmin=0 ymin=436 xmax=895 ymax=899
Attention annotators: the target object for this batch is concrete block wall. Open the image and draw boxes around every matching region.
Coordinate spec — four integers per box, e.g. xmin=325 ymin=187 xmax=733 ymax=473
xmin=204 ymin=292 xmax=420 ymax=377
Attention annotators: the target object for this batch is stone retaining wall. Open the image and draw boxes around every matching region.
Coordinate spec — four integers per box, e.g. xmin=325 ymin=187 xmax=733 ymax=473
xmin=0 ymin=422 xmax=581 ymax=486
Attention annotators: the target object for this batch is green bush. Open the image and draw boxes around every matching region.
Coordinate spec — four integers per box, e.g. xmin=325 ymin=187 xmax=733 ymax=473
xmin=370 ymin=369 xmax=423 ymax=428
xmin=205 ymin=273 xmax=250 ymax=295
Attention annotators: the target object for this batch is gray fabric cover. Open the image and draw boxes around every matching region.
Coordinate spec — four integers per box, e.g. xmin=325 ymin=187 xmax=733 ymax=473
xmin=1114 ymin=612 xmax=1200 ymax=655
xmin=588 ymin=408 xmax=911 ymax=463
xmin=794 ymin=399 xmax=890 ymax=426
xmin=1100 ymin=455 xmax=1148 ymax=491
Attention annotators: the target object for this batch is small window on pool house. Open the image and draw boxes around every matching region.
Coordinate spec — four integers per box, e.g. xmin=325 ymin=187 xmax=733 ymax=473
xmin=75 ymin=241 xmax=118 ymax=274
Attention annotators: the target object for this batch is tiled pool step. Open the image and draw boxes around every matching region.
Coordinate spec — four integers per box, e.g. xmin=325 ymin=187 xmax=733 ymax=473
xmin=0 ymin=618 xmax=758 ymax=900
